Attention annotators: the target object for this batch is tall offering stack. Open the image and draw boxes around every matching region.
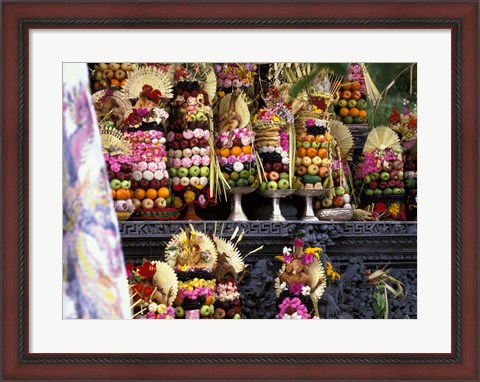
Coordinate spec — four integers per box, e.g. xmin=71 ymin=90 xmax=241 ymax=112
xmin=166 ymin=64 xmax=217 ymax=219
xmin=254 ymin=84 xmax=295 ymax=191
xmin=355 ymin=126 xmax=406 ymax=220
xmin=120 ymin=67 xmax=177 ymax=219
xmin=274 ymin=238 xmax=327 ymax=319
xmin=165 ymin=227 xmax=218 ymax=319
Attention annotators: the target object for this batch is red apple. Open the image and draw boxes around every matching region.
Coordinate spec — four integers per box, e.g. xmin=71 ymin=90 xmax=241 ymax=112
xmin=130 ymin=180 xmax=139 ymax=190
xmin=142 ymin=198 xmax=154 ymax=210
xmin=272 ymin=162 xmax=283 ymax=172
xmin=351 ymin=90 xmax=361 ymax=100
xmin=150 ymin=179 xmax=161 ymax=190
xmin=379 ymin=181 xmax=388 ymax=190
xmin=370 ymin=181 xmax=378 ymax=190
xmin=263 ymin=163 xmax=272 ymax=172
xmin=333 ymin=196 xmax=344 ymax=207
xmin=139 ymin=179 xmax=150 ymax=189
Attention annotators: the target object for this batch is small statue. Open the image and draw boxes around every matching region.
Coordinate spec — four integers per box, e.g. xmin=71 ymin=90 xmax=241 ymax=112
xmin=217 ymin=89 xmax=242 ymax=135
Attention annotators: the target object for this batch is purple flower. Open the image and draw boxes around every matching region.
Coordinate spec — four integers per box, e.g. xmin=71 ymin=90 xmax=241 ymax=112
xmin=232 ymin=79 xmax=242 ymax=88
xmin=110 ymin=163 xmax=121 ymax=173
xmin=293 ymin=238 xmax=304 ymax=248
xmin=137 ymin=108 xmax=149 ymax=117
xmin=283 ymin=253 xmax=293 ymax=263
xmin=198 ymin=194 xmax=206 ymax=206
xmin=289 ymin=282 xmax=304 ymax=296
xmin=214 ymin=64 xmax=222 ymax=72
xmin=306 ymin=119 xmax=315 ymax=127
xmin=217 ymin=78 xmax=224 ymax=87
xmin=227 ymin=155 xmax=237 ymax=165
xmin=245 ymin=63 xmax=254 ymax=71
xmin=302 ymin=252 xmax=315 ymax=265
xmin=223 ymin=78 xmax=232 ymax=88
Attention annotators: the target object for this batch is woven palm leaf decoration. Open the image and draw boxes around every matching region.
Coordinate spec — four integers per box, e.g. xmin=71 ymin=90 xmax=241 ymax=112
xmin=152 ymin=261 xmax=178 ymax=306
xmin=100 ymin=125 xmax=131 ymax=156
xmin=218 ymin=92 xmax=250 ymax=129
xmin=213 ymin=236 xmax=245 ymax=275
xmin=122 ymin=65 xmax=173 ymax=99
xmin=363 ymin=125 xmax=402 ymax=154
xmin=329 ymin=120 xmax=354 ymax=160
xmin=203 ymin=68 xmax=217 ymax=105
xmin=308 ymin=260 xmax=327 ymax=318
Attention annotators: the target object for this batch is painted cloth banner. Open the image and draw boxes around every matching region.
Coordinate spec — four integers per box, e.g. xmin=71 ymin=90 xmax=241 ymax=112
xmin=63 ymin=63 xmax=131 ymax=319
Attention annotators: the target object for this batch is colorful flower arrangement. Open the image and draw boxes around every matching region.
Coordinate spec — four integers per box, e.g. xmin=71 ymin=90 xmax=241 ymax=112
xmin=126 ymin=260 xmax=178 ymax=319
xmin=388 ymin=99 xmax=417 ymax=147
xmin=274 ymin=239 xmax=326 ymax=319
xmin=346 ymin=63 xmax=367 ymax=95
xmin=104 ymin=153 xmax=135 ymax=214
xmin=215 ymin=63 xmax=257 ymax=90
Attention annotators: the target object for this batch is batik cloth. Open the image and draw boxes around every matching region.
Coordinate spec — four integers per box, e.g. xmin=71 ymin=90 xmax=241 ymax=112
xmin=62 ymin=63 xmax=130 ymax=319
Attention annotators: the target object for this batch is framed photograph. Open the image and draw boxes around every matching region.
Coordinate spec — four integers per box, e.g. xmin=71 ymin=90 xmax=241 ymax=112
xmin=2 ymin=1 xmax=478 ymax=380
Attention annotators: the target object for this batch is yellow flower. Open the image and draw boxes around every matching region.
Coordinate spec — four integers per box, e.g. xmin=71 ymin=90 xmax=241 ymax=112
xmin=305 ymin=247 xmax=322 ymax=259
xmin=272 ymin=116 xmax=280 ymax=122
xmin=173 ymin=196 xmax=183 ymax=209
xmin=184 ymin=190 xmax=196 ymax=203
xmin=388 ymin=202 xmax=400 ymax=216
xmin=217 ymin=90 xmax=225 ymax=98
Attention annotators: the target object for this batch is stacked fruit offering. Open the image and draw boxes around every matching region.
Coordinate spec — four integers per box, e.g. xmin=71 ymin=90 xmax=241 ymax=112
xmin=318 ymin=167 xmax=352 ymax=209
xmin=174 ymin=274 xmax=216 ymax=319
xmin=91 ymin=63 xmax=136 ymax=92
xmin=164 ymin=227 xmax=218 ymax=319
xmin=127 ymin=129 xmax=174 ymax=216
xmin=166 ymin=75 xmax=214 ymax=210
xmin=355 ymin=152 xmax=405 ymax=197
xmin=105 ymin=153 xmax=135 ymax=218
xmin=215 ymin=127 xmax=256 ymax=188
xmin=294 ymin=118 xmax=331 ymax=190
xmin=336 ymin=83 xmax=368 ymax=125
xmin=213 ymin=280 xmax=241 ymax=319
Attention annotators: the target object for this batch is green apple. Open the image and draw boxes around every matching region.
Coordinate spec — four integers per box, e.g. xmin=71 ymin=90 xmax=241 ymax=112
xmin=230 ymin=171 xmax=240 ymax=181
xmin=236 ymin=178 xmax=248 ymax=187
xmin=278 ymin=179 xmax=289 ymax=189
xmin=347 ymin=99 xmax=357 ymax=108
xmin=383 ymin=188 xmax=393 ymax=195
xmin=189 ymin=166 xmax=200 ymax=177
xmin=177 ymin=167 xmax=189 ymax=177
xmin=200 ymin=305 xmax=211 ymax=317
xmin=168 ymin=168 xmax=177 ymax=177
xmin=110 ymin=179 xmax=121 ymax=190
xmin=259 ymin=181 xmax=267 ymax=191
xmin=121 ymin=180 xmax=131 ymax=190
xmin=338 ymin=99 xmax=347 ymax=108
xmin=175 ymin=306 xmax=185 ymax=318
xmin=200 ymin=166 xmax=210 ymax=177
xmin=365 ymin=189 xmax=375 ymax=196
xmin=311 ymin=141 xmax=321 ymax=149
xmin=279 ymin=172 xmax=289 ymax=180
xmin=335 ymin=186 xmax=345 ymax=196
xmin=240 ymin=169 xmax=250 ymax=179
xmin=267 ymin=181 xmax=278 ymax=190
xmin=302 ymin=141 xmax=311 ymax=149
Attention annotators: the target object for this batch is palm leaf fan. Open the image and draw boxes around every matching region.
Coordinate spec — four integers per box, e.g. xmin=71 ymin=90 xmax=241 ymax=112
xmin=165 ymin=229 xmax=218 ymax=269
xmin=218 ymin=92 xmax=250 ymax=129
xmin=274 ymin=274 xmax=284 ymax=297
xmin=122 ymin=66 xmax=173 ymax=100
xmin=203 ymin=68 xmax=217 ymax=105
xmin=308 ymin=260 xmax=327 ymax=318
xmin=329 ymin=120 xmax=354 ymax=160
xmin=152 ymin=261 xmax=178 ymax=306
xmin=363 ymin=126 xmax=402 ymax=153
xmin=213 ymin=236 xmax=245 ymax=274
xmin=100 ymin=125 xmax=131 ymax=156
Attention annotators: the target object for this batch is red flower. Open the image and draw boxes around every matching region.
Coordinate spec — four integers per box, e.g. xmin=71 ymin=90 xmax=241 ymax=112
xmin=125 ymin=262 xmax=135 ymax=277
xmin=408 ymin=118 xmax=417 ymax=129
xmin=137 ymin=261 xmax=156 ymax=279
xmin=143 ymin=285 xmax=154 ymax=297
xmin=141 ymin=84 xmax=162 ymax=104
xmin=387 ymin=109 xmax=400 ymax=124
xmin=131 ymin=283 xmax=143 ymax=299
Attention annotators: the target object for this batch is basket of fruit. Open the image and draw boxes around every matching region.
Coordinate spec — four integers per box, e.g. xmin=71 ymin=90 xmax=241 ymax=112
xmin=115 ymin=211 xmax=134 ymax=221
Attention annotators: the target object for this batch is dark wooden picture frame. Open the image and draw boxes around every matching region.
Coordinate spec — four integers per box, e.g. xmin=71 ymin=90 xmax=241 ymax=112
xmin=1 ymin=1 xmax=478 ymax=380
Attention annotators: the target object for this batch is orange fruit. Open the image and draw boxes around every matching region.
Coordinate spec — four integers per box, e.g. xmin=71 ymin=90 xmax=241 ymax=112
xmin=110 ymin=79 xmax=120 ymax=88
xmin=145 ymin=188 xmax=157 ymax=200
xmin=111 ymin=189 xmax=116 ymax=199
xmin=318 ymin=148 xmax=328 ymax=159
xmin=307 ymin=147 xmax=318 ymax=158
xmin=349 ymin=107 xmax=360 ymax=118
xmin=129 ymin=189 xmax=135 ymax=199
xmin=116 ymin=189 xmax=130 ymax=200
xmin=319 ymin=166 xmax=329 ymax=177
xmin=297 ymin=147 xmax=307 ymax=158
xmin=242 ymin=145 xmax=252 ymax=154
xmin=120 ymin=79 xmax=127 ymax=88
xmin=359 ymin=110 xmax=367 ymax=119
xmin=134 ymin=189 xmax=146 ymax=200
xmin=339 ymin=107 xmax=349 ymax=117
xmin=174 ymin=297 xmax=184 ymax=306
xmin=220 ymin=147 xmax=231 ymax=158
xmin=341 ymin=81 xmax=352 ymax=90
xmin=351 ymin=81 xmax=361 ymax=91
xmin=157 ymin=187 xmax=170 ymax=199
xmin=231 ymin=146 xmax=242 ymax=157
xmin=205 ymin=295 xmax=214 ymax=305
xmin=215 ymin=148 xmax=221 ymax=156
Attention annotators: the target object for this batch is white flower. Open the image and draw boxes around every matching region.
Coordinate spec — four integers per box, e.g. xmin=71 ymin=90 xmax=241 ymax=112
xmin=283 ymin=246 xmax=292 ymax=256
xmin=280 ymin=282 xmax=288 ymax=291
xmin=301 ymin=285 xmax=311 ymax=296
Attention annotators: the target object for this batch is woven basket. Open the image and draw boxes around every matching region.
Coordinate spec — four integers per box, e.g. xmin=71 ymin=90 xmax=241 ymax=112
xmin=294 ymin=110 xmax=330 ymax=134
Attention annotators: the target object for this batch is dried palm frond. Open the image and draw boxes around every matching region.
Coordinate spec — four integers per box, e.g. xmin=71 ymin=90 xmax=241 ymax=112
xmin=152 ymin=262 xmax=178 ymax=306
xmin=363 ymin=126 xmax=402 ymax=153
xmin=100 ymin=125 xmax=130 ymax=156
xmin=329 ymin=120 xmax=354 ymax=160
xmin=218 ymin=92 xmax=250 ymax=129
xmin=122 ymin=66 xmax=173 ymax=99
xmin=213 ymin=236 xmax=245 ymax=275
xmin=308 ymin=260 xmax=327 ymax=318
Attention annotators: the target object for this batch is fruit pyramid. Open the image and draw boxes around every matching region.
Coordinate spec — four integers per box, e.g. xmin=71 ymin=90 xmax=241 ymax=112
xmin=166 ymin=64 xmax=217 ymax=214
xmin=274 ymin=238 xmax=326 ymax=319
xmin=335 ymin=63 xmax=368 ymax=125
xmin=214 ymin=91 xmax=257 ymax=190
xmin=354 ymin=126 xmax=406 ymax=220
xmin=100 ymin=122 xmax=135 ymax=220
xmin=119 ymin=67 xmax=176 ymax=219
xmin=165 ymin=227 xmax=218 ymax=319
xmin=91 ymin=62 xmax=137 ymax=92
xmin=253 ymin=85 xmax=295 ymax=191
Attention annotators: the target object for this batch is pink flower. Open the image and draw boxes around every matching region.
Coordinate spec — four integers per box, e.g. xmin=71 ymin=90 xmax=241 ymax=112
xmin=237 ymin=153 xmax=246 ymax=162
xmin=193 ymin=128 xmax=204 ymax=139
xmin=137 ymin=161 xmax=148 ymax=172
xmin=110 ymin=163 xmax=121 ymax=173
xmin=201 ymin=156 xmax=210 ymax=166
xmin=173 ymin=158 xmax=182 ymax=169
xmin=219 ymin=157 xmax=228 ymax=166
xmin=302 ymin=253 xmax=315 ymax=264
xmin=293 ymin=238 xmax=304 ymax=248
xmin=223 ymin=78 xmax=232 ymax=88
xmin=227 ymin=155 xmax=237 ymax=165
xmin=289 ymin=282 xmax=304 ymax=296
xmin=204 ymin=130 xmax=210 ymax=140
